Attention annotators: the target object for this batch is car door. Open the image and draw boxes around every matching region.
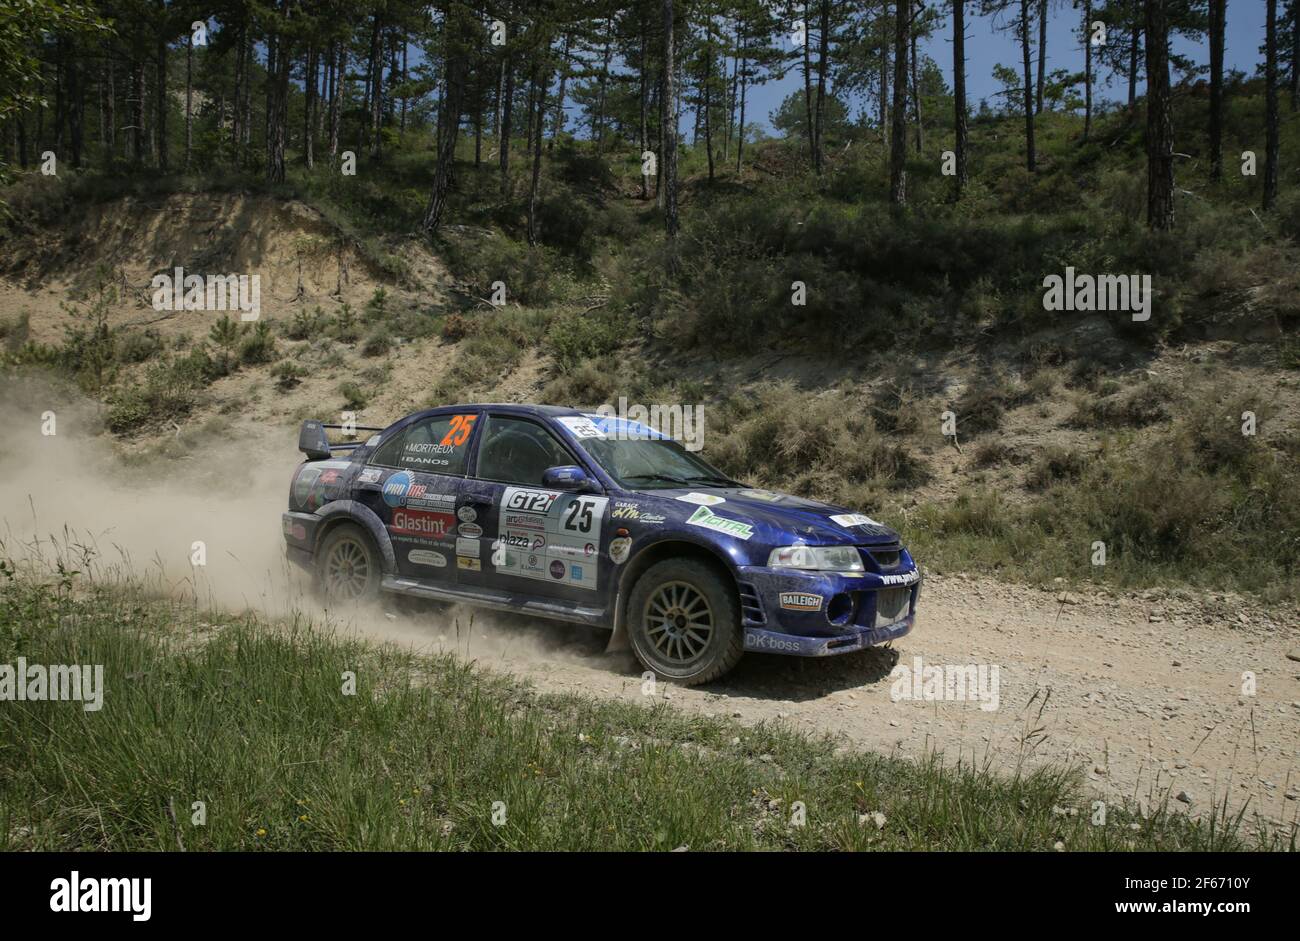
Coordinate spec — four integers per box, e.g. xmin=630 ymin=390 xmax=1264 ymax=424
xmin=356 ymin=411 xmax=480 ymax=581
xmin=458 ymin=413 xmax=609 ymax=603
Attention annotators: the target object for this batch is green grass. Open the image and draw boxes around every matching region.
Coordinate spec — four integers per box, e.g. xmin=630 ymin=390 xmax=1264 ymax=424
xmin=0 ymin=559 xmax=1285 ymax=852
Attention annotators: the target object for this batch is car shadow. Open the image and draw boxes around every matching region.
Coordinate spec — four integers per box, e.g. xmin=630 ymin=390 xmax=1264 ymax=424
xmin=689 ymin=645 xmax=902 ymax=702
xmin=386 ymin=598 xmax=902 ymax=703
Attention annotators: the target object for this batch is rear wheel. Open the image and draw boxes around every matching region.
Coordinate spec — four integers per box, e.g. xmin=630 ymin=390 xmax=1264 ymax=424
xmin=316 ymin=524 xmax=381 ymax=602
xmin=627 ymin=558 xmax=743 ymax=686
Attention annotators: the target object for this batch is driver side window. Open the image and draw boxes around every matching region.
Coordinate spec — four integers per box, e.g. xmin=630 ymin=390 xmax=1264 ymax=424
xmin=474 ymin=416 xmax=572 ymax=486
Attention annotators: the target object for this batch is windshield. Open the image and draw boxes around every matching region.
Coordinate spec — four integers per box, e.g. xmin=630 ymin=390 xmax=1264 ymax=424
xmin=580 ymin=435 xmax=741 ymax=490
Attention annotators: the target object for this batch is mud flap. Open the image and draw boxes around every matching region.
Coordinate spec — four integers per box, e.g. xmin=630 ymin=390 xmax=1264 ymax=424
xmin=604 ymin=591 xmax=630 ymax=654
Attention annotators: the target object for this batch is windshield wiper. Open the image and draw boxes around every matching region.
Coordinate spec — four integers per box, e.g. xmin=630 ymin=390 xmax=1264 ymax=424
xmin=622 ymin=473 xmax=691 ymax=486
xmin=685 ymin=474 xmax=746 ymax=488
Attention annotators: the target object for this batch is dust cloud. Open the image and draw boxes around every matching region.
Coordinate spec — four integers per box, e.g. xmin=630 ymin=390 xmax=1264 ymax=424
xmin=0 ymin=376 xmax=613 ymax=669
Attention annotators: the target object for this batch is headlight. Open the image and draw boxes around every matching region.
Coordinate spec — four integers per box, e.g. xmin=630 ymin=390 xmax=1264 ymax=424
xmin=767 ymin=545 xmax=864 ymax=572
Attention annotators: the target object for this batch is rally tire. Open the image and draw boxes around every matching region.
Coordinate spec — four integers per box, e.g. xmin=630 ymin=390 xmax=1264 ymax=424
xmin=627 ymin=558 xmax=744 ymax=686
xmin=316 ymin=523 xmax=382 ymax=603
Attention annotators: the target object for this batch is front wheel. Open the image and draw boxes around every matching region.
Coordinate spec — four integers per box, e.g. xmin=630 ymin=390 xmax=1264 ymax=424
xmin=626 ymin=559 xmax=743 ymax=686
xmin=316 ymin=523 xmax=381 ymax=603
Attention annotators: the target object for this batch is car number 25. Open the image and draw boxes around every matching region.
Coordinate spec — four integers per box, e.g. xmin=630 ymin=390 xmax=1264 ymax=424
xmin=563 ymin=496 xmax=599 ymax=534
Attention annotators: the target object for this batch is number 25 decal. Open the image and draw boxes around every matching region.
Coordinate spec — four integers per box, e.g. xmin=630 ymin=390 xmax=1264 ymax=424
xmin=564 ymin=497 xmax=595 ymax=533
xmin=440 ymin=414 xmax=477 ymax=447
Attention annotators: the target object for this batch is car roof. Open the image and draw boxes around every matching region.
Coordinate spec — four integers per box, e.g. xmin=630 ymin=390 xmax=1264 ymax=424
xmin=397 ymin=403 xmax=584 ymax=426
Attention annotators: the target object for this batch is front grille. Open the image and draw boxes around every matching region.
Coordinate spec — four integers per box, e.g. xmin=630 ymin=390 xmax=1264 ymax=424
xmin=874 ymin=587 xmax=910 ymax=627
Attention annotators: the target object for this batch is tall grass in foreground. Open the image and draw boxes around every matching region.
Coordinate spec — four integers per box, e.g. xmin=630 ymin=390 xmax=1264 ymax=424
xmin=0 ymin=559 xmax=1288 ymax=851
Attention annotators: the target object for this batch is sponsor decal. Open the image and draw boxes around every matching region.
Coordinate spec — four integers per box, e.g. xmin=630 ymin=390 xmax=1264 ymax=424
xmin=878 ymin=570 xmax=919 ymax=587
xmin=609 ymin=536 xmax=632 ymax=564
xmin=455 ymin=536 xmax=479 ymax=557
xmin=383 ymin=471 xmax=414 ymax=508
xmin=830 ymin=513 xmax=882 ymax=528
xmin=739 ymin=489 xmax=785 ymax=502
xmin=457 ymin=505 xmax=477 ymax=523
xmin=676 ymin=492 xmax=725 ymax=506
xmin=408 ymin=549 xmax=447 ymax=568
xmin=389 ymin=508 xmax=454 ymax=538
xmin=496 ymin=487 xmax=608 ymax=590
xmin=779 ymin=592 xmax=822 ymax=612
xmin=457 ymin=557 xmax=481 ymax=571
xmin=319 ymin=469 xmax=341 ymax=485
xmin=504 ymin=487 xmax=559 ymax=515
xmin=358 ymin=467 xmax=383 ymax=484
xmin=458 ymin=522 xmax=483 ymax=539
xmin=686 ymin=505 xmax=754 ymax=541
xmin=556 ymin=415 xmax=605 ymax=439
xmin=744 ymin=633 xmax=803 ymax=652
xmin=610 ymin=501 xmax=666 ymax=524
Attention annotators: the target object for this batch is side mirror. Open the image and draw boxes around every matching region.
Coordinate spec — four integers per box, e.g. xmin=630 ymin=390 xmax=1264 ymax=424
xmin=543 ymin=465 xmax=598 ymax=492
xmin=298 ymin=420 xmax=332 ymax=461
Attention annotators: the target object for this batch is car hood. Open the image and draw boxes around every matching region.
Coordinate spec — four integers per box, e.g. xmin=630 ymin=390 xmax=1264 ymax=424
xmin=630 ymin=486 xmax=901 ymax=545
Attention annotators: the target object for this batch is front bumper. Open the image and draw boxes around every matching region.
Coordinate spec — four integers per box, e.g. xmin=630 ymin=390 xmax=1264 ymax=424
xmin=735 ymin=557 xmax=921 ymax=658
xmin=743 ymin=614 xmax=914 ymax=656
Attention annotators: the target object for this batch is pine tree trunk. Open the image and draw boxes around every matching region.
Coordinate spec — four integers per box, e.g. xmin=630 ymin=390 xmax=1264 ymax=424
xmin=185 ymin=32 xmax=193 ymax=171
xmin=368 ymin=14 xmax=383 ymax=159
xmin=499 ymin=55 xmax=514 ymax=195
xmin=953 ymin=0 xmax=967 ymax=197
xmin=639 ymin=27 xmax=649 ymax=199
xmin=1145 ymin=0 xmax=1175 ymax=229
xmin=1019 ymin=0 xmax=1036 ymax=172
xmin=1265 ymin=0 xmax=1279 ymax=208
xmin=1128 ymin=1 xmax=1140 ymax=109
xmin=527 ymin=61 xmax=550 ymax=247
xmin=305 ymin=42 xmax=316 ymax=169
xmin=802 ymin=2 xmax=815 ymax=166
xmin=703 ymin=21 xmax=714 ymax=182
xmin=330 ymin=44 xmax=344 ymax=160
xmin=1083 ymin=0 xmax=1093 ymax=140
xmin=1208 ymin=0 xmax=1225 ymax=180
xmin=1036 ymin=0 xmax=1046 ymax=113
xmin=911 ymin=22 xmax=922 ymax=153
xmin=156 ymin=37 xmax=167 ymax=171
xmin=662 ymin=0 xmax=679 ymax=239
xmin=815 ymin=0 xmax=829 ymax=171
xmin=889 ymin=0 xmax=909 ymax=207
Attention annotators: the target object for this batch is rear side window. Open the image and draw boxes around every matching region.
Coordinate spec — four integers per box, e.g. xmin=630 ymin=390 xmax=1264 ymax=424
xmin=370 ymin=413 xmax=478 ymax=475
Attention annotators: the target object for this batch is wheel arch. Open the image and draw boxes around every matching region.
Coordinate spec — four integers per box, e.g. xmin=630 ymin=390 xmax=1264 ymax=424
xmin=606 ymin=537 xmax=740 ymax=653
xmin=313 ymin=500 xmax=397 ymax=574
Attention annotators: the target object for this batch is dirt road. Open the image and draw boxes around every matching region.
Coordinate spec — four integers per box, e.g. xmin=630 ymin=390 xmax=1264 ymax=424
xmin=359 ymin=572 xmax=1300 ymax=834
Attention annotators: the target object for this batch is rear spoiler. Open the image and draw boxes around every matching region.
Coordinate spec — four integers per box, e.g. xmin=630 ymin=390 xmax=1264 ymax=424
xmin=298 ymin=420 xmax=386 ymax=461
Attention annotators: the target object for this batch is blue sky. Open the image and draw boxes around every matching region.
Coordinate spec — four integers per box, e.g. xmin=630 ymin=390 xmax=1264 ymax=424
xmin=738 ymin=3 xmax=1270 ymax=133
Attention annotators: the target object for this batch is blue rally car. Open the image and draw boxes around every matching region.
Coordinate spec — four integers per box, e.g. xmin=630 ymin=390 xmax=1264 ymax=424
xmin=282 ymin=405 xmax=921 ymax=685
